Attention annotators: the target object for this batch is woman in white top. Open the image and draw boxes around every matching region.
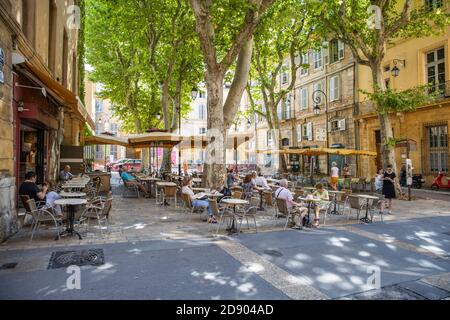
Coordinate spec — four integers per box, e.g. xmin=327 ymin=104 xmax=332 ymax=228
xmin=181 ymin=177 xmax=215 ymax=223
xmin=374 ymin=169 xmax=384 ymax=193
xmin=330 ymin=162 xmax=339 ymax=191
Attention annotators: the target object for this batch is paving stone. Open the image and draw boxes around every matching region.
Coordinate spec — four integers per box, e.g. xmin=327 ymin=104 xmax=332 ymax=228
xmin=398 ymin=280 xmax=450 ymax=300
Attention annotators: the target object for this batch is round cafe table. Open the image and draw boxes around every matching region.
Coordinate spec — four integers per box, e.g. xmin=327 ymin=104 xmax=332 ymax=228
xmin=54 ymin=198 xmax=87 ymax=240
xmin=139 ymin=177 xmax=161 ymax=197
xmin=357 ymin=194 xmax=380 ymax=223
xmin=298 ymin=197 xmax=320 ymax=227
xmin=221 ymin=199 xmax=248 ymax=234
xmin=59 ymin=191 xmax=87 ymax=198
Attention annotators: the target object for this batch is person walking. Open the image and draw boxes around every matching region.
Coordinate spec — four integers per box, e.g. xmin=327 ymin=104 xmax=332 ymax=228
xmin=330 ymin=162 xmax=339 ymax=191
xmin=382 ymin=165 xmax=397 ymax=214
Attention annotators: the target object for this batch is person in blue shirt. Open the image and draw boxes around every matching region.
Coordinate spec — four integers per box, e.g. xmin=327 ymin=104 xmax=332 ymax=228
xmin=119 ymin=166 xmax=148 ymax=195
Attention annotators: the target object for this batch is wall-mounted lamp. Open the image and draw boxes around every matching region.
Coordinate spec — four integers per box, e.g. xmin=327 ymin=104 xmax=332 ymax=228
xmin=17 ymin=101 xmax=29 ymax=112
xmin=391 ymin=59 xmax=406 ymax=78
xmin=15 ymin=83 xmax=46 ymax=97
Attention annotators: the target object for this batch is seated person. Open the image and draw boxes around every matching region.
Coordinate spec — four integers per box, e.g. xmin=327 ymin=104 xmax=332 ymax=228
xmin=120 ymin=166 xmax=148 ymax=195
xmin=311 ymin=183 xmax=330 ymax=228
xmin=182 ymin=177 xmax=216 ymax=223
xmin=241 ymin=174 xmax=256 ymax=199
xmin=275 ymin=179 xmax=307 ymax=229
xmin=19 ymin=171 xmax=62 ymax=217
xmin=59 ymin=165 xmax=74 ymax=182
xmin=253 ymin=171 xmax=270 ymax=190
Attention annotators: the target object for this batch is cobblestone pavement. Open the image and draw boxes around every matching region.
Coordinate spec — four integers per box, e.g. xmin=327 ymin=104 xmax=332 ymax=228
xmin=2 ymin=181 xmax=450 ymax=252
xmin=1 ymin=180 xmax=449 ymax=299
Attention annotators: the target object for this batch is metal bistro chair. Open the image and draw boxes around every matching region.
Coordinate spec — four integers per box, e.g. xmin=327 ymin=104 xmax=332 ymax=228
xmin=26 ymin=199 xmax=63 ymax=241
xmin=182 ymin=193 xmax=207 ymax=222
xmin=275 ymin=198 xmax=294 ymax=230
xmin=231 ymin=190 xmax=243 ymax=199
xmin=365 ymin=194 xmax=385 ymax=223
xmin=20 ymin=195 xmax=45 ymax=225
xmin=162 ymin=185 xmax=177 ymax=207
xmin=209 ymin=198 xmax=233 ymax=235
xmin=235 ymin=206 xmax=258 ymax=233
xmin=122 ymin=178 xmax=141 ymax=198
xmin=345 ymin=195 xmax=363 ymax=222
xmin=80 ymin=196 xmax=113 ymax=235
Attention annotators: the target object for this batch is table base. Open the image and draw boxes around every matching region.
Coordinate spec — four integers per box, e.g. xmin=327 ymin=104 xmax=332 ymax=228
xmin=360 ymin=217 xmax=372 ymax=224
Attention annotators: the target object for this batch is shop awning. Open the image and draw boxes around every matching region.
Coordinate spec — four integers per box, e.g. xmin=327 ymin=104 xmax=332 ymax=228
xmin=257 ymin=148 xmax=377 ymax=157
xmin=22 ymin=63 xmax=95 ymax=129
xmin=84 ymin=132 xmax=184 ymax=148
xmin=179 ymin=131 xmax=254 ymax=150
xmin=84 ymin=134 xmax=129 ymax=147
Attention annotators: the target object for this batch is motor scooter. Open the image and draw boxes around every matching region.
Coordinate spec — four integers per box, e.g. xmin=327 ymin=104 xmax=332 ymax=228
xmin=431 ymin=172 xmax=450 ymax=190
xmin=411 ymin=174 xmax=425 ymax=189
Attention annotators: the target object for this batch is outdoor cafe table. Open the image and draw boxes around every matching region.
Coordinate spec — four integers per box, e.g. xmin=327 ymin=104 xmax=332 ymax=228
xmin=329 ymin=190 xmax=345 ymax=215
xmin=192 ymin=187 xmax=208 ymax=193
xmin=155 ymin=182 xmax=177 ymax=204
xmin=59 ymin=191 xmax=86 ymax=198
xmin=298 ymin=197 xmax=321 ymax=227
xmin=254 ymin=186 xmax=270 ymax=211
xmin=357 ymin=194 xmax=380 ymax=223
xmin=205 ymin=192 xmax=223 ymax=199
xmin=221 ymin=198 xmax=248 ymax=234
xmin=139 ymin=177 xmax=161 ymax=197
xmin=54 ymin=198 xmax=87 ymax=240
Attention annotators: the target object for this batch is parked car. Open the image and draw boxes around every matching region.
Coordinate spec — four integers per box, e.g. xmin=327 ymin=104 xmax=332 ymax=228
xmin=110 ymin=159 xmax=130 ymax=171
xmin=120 ymin=159 xmax=142 ymax=172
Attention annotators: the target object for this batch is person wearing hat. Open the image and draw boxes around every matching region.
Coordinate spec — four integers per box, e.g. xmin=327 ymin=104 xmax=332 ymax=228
xmin=330 ymin=162 xmax=339 ymax=191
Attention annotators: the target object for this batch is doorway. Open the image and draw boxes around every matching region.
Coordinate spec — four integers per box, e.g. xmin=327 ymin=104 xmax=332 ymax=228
xmin=19 ymin=124 xmax=45 ymax=184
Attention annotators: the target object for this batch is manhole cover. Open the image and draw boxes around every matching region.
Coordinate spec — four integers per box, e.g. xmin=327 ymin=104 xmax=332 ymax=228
xmin=263 ymin=250 xmax=283 ymax=257
xmin=0 ymin=262 xmax=18 ymax=270
xmin=48 ymin=249 xmax=105 ymax=269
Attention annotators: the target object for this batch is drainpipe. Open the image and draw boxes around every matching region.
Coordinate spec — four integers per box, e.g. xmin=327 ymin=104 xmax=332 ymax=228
xmin=353 ymin=61 xmax=360 ymax=176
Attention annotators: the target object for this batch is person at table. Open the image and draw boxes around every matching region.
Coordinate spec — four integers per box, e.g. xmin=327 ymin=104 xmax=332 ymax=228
xmin=329 ymin=162 xmax=339 ymax=191
xmin=275 ymin=179 xmax=308 ymax=229
xmin=19 ymin=171 xmax=62 ymax=217
xmin=311 ymin=183 xmax=329 ymax=228
xmin=242 ymin=174 xmax=256 ymax=199
xmin=382 ymin=164 xmax=396 ymax=214
xmin=253 ymin=171 xmax=270 ymax=190
xmin=59 ymin=165 xmax=74 ymax=182
xmin=182 ymin=177 xmax=216 ymax=223
xmin=120 ymin=166 xmax=149 ymax=196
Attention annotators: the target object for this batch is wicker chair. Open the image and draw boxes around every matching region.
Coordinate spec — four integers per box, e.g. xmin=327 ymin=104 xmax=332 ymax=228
xmin=162 ymin=185 xmax=177 ymax=207
xmin=275 ymin=198 xmax=294 ymax=230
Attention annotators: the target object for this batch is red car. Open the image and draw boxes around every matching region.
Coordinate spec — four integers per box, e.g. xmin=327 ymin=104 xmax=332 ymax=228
xmin=119 ymin=159 xmax=142 ymax=172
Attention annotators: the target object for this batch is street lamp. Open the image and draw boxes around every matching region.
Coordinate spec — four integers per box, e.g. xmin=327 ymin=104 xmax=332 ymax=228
xmin=391 ymin=59 xmax=406 ymax=78
xmin=312 ymin=89 xmax=329 ymax=176
xmin=191 ymin=87 xmax=199 ymax=100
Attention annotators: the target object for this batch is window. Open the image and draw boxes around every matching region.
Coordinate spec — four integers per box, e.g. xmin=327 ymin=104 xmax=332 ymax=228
xmin=299 ymin=87 xmax=308 ymax=110
xmin=22 ymin=0 xmax=35 ymax=46
xmin=330 ymin=119 xmax=346 ymax=132
xmin=94 ymin=145 xmax=102 ymax=160
xmin=48 ymin=0 xmax=57 ymax=72
xmin=95 ymin=100 xmax=103 ymax=113
xmin=428 ymin=124 xmax=448 ymax=173
xmin=425 ymin=0 xmax=443 ymax=11
xmin=313 ymin=50 xmax=323 ymax=69
xmin=110 ymin=123 xmax=118 ymax=135
xmin=110 ymin=145 xmax=117 ymax=160
xmin=267 ymin=131 xmax=274 ymax=146
xmin=198 ymin=104 xmax=206 ymax=120
xmin=329 ymin=75 xmax=340 ymax=101
xmin=95 ymin=123 xmax=102 ymax=135
xmin=297 ymin=124 xmax=302 ymax=141
xmin=302 ymin=122 xmax=313 ymax=141
xmin=62 ymin=30 xmax=68 ymax=87
xmin=281 ymin=63 xmax=289 ymax=85
xmin=198 ymin=91 xmax=206 ymax=99
xmin=385 ymin=79 xmax=390 ymax=90
xmin=264 ymin=154 xmax=273 ymax=167
xmin=383 ymin=65 xmax=391 ymax=72
xmin=426 ymin=47 xmax=446 ymax=96
xmin=282 ymin=94 xmax=292 ymax=119
xmin=300 ymin=52 xmax=309 ymax=76
xmin=199 ymin=128 xmax=206 ymax=135
xmin=329 ymin=39 xmax=344 ymax=63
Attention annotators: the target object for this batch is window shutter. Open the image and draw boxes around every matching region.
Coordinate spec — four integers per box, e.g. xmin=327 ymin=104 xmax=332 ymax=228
xmin=307 ymin=122 xmax=313 ymax=141
xmin=338 ymin=41 xmax=345 ymax=59
xmin=339 ymin=119 xmax=346 ymax=131
xmin=335 ymin=75 xmax=340 ymax=100
xmin=323 ymin=47 xmax=329 ymax=65
xmin=277 ymin=103 xmax=282 ymax=120
xmin=297 ymin=125 xmax=302 ymax=141
xmin=328 ymin=121 xmax=332 ymax=133
xmin=329 ymin=77 xmax=335 ymax=101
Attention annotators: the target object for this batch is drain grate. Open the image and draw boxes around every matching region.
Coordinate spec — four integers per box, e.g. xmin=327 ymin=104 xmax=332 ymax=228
xmin=0 ymin=262 xmax=18 ymax=270
xmin=48 ymin=249 xmax=105 ymax=269
xmin=263 ymin=249 xmax=283 ymax=257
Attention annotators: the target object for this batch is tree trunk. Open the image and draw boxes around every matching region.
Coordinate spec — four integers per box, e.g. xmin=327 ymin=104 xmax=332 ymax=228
xmin=203 ymin=70 xmax=226 ymax=190
xmin=371 ymin=64 xmax=397 ymax=173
